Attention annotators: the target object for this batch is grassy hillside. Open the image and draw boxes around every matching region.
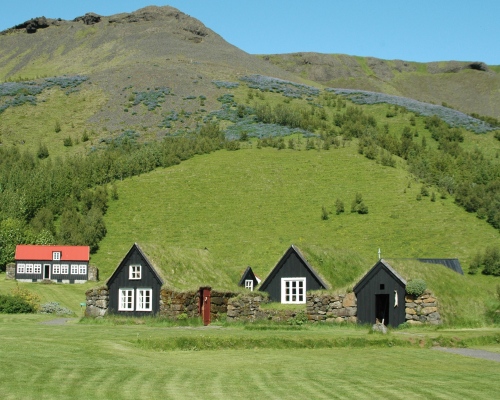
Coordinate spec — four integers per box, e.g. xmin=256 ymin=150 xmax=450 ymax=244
xmin=89 ymin=145 xmax=497 ymax=278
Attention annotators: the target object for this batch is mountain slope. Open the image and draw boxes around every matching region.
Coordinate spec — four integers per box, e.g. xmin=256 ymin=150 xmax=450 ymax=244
xmin=0 ymin=6 xmax=300 ymax=139
xmin=261 ymin=53 xmax=500 ymax=119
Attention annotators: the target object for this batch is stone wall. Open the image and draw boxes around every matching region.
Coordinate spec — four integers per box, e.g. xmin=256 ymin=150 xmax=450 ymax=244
xmin=85 ymin=286 xmax=236 ymax=319
xmin=227 ymin=294 xmax=306 ymax=322
xmin=85 ymin=286 xmax=441 ymax=326
xmin=85 ymin=287 xmax=109 ymax=317
xmin=306 ymin=292 xmax=357 ymax=323
xmin=88 ymin=265 xmax=99 ymax=281
xmin=405 ymin=290 xmax=441 ymax=325
xmin=5 ymin=263 xmax=15 ymax=280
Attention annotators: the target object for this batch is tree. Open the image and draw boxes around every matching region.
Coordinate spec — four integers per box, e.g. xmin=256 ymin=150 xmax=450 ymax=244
xmin=351 ymin=193 xmax=368 ymax=214
xmin=0 ymin=218 xmax=27 ymax=270
xmin=335 ymin=198 xmax=345 ymax=215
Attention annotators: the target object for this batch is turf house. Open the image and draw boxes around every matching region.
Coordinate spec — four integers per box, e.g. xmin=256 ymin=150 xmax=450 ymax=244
xmin=259 ymin=245 xmax=328 ymax=303
xmin=238 ymin=266 xmax=260 ymax=291
xmin=353 ymin=259 xmax=407 ymax=327
xmin=14 ymin=244 xmax=90 ymax=283
xmin=106 ymin=243 xmax=164 ymax=316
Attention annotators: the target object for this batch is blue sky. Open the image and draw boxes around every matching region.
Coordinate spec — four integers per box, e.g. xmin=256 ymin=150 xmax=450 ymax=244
xmin=1 ymin=1 xmax=499 ymax=65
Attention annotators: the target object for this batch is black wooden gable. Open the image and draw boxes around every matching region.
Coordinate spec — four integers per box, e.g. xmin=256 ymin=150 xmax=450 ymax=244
xmin=354 ymin=259 xmax=407 ymax=327
xmin=238 ymin=266 xmax=259 ymax=287
xmin=106 ymin=243 xmax=164 ymax=316
xmin=353 ymin=259 xmax=406 ymax=294
xmin=259 ymin=245 xmax=328 ymax=301
xmin=106 ymin=243 xmax=164 ymax=287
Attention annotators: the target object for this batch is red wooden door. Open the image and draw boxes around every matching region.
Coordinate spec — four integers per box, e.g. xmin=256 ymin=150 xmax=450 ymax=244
xmin=199 ymin=287 xmax=211 ymax=326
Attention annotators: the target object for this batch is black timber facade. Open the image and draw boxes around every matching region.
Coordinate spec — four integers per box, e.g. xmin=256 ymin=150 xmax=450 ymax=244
xmin=259 ymin=245 xmax=328 ymax=302
xmin=238 ymin=266 xmax=259 ymax=290
xmin=107 ymin=243 xmax=164 ymax=317
xmin=15 ymin=260 xmax=89 ymax=283
xmin=353 ymin=259 xmax=406 ymax=327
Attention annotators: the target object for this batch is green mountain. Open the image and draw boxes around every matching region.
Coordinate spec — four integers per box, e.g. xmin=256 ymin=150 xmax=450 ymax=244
xmin=1 ymin=6 xmax=500 ymax=322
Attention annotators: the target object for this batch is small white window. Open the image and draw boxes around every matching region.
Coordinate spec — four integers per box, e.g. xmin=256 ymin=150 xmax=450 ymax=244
xmin=53 ymin=252 xmax=61 ymax=261
xmin=26 ymin=264 xmax=34 ymax=274
xmin=79 ymin=264 xmax=87 ymax=275
xmin=70 ymin=264 xmax=78 ymax=274
xmin=61 ymin=264 xmax=69 ymax=274
xmin=281 ymin=278 xmax=306 ymax=304
xmin=17 ymin=264 xmax=25 ymax=274
xmin=129 ymin=265 xmax=141 ymax=280
xmin=137 ymin=289 xmax=153 ymax=311
xmin=34 ymin=264 xmax=42 ymax=274
xmin=53 ymin=264 xmax=61 ymax=274
xmin=245 ymin=279 xmax=254 ymax=291
xmin=119 ymin=289 xmax=134 ymax=311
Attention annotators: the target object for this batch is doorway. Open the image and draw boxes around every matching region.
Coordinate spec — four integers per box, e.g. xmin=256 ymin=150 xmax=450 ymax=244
xmin=43 ymin=264 xmax=51 ymax=280
xmin=375 ymin=294 xmax=390 ymax=325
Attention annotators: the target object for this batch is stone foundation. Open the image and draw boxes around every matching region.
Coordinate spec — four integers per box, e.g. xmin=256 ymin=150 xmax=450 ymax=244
xmin=306 ymin=292 xmax=357 ymax=323
xmin=405 ymin=290 xmax=441 ymax=325
xmin=85 ymin=287 xmax=109 ymax=317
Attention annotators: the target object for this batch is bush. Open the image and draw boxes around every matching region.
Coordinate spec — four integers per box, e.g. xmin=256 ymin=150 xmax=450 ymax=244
xmin=321 ymin=206 xmax=329 ymax=220
xmin=37 ymin=143 xmax=49 ymax=159
xmin=406 ymin=279 xmax=427 ymax=297
xmin=0 ymin=294 xmax=36 ymax=313
xmin=63 ymin=136 xmax=73 ymax=147
xmin=39 ymin=302 xmax=74 ymax=315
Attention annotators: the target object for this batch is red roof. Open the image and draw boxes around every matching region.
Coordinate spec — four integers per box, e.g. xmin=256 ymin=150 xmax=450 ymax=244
xmin=15 ymin=245 xmax=90 ymax=262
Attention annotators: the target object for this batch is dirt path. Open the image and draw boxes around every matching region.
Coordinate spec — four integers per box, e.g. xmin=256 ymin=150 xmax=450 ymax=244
xmin=40 ymin=318 xmax=78 ymax=325
xmin=432 ymin=347 xmax=500 ymax=362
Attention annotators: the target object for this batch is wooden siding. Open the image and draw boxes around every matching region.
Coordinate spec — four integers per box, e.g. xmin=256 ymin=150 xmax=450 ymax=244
xmin=15 ymin=260 xmax=89 ymax=282
xmin=260 ymin=251 xmax=326 ymax=302
xmin=354 ymin=261 xmax=406 ymax=327
xmin=107 ymin=245 xmax=162 ymax=317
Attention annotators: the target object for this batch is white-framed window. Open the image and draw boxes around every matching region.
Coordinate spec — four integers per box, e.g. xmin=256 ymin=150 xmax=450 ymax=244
xmin=25 ymin=264 xmax=34 ymax=274
xmin=129 ymin=265 xmax=141 ymax=280
xmin=70 ymin=264 xmax=78 ymax=274
xmin=137 ymin=289 xmax=153 ymax=311
xmin=17 ymin=263 xmax=25 ymax=274
xmin=281 ymin=278 xmax=306 ymax=304
xmin=118 ymin=289 xmax=135 ymax=311
xmin=53 ymin=251 xmax=61 ymax=261
xmin=245 ymin=279 xmax=254 ymax=291
xmin=79 ymin=264 xmax=87 ymax=275
xmin=34 ymin=264 xmax=42 ymax=274
xmin=53 ymin=264 xmax=61 ymax=274
xmin=61 ymin=264 xmax=69 ymax=274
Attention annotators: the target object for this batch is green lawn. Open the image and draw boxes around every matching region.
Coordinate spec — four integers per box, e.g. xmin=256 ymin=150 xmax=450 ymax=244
xmin=0 ymin=315 xmax=498 ymax=399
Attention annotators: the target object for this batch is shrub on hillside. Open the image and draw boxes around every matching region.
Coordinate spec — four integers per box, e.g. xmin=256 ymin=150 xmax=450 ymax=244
xmin=469 ymin=246 xmax=500 ymax=276
xmin=406 ymin=279 xmax=427 ymax=297
xmin=11 ymin=284 xmax=41 ymax=311
xmin=0 ymin=294 xmax=36 ymax=313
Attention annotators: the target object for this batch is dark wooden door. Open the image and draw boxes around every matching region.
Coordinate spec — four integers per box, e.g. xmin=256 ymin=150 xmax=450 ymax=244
xmin=375 ymin=294 xmax=390 ymax=325
xmin=43 ymin=264 xmax=51 ymax=280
